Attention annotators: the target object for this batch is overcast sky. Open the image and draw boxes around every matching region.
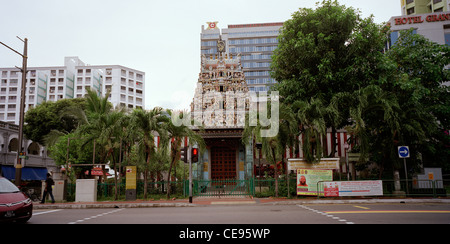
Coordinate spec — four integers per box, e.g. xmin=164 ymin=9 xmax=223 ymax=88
xmin=0 ymin=0 xmax=401 ymax=110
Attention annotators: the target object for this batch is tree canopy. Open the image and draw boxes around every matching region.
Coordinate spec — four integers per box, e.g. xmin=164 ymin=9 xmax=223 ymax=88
xmin=270 ymin=0 xmax=450 ymax=177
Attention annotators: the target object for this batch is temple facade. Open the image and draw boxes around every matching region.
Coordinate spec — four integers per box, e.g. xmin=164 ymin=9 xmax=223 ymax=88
xmin=190 ymin=39 xmax=254 ymax=182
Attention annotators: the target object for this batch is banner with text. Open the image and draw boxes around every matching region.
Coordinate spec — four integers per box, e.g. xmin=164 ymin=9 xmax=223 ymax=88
xmin=323 ymin=181 xmax=383 ymax=197
xmin=297 ymin=169 xmax=333 ymax=196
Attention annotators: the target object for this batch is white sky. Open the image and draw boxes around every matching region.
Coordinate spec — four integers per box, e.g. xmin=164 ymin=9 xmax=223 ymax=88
xmin=0 ymin=0 xmax=401 ymax=110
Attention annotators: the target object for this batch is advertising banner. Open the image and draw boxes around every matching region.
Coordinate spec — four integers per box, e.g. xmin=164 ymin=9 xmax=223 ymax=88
xmin=297 ymin=169 xmax=333 ymax=196
xmin=126 ymin=166 xmax=137 ymax=190
xmin=323 ymin=181 xmax=383 ymax=197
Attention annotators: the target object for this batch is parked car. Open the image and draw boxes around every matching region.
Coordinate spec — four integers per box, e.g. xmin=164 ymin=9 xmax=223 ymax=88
xmin=0 ymin=177 xmax=33 ymax=223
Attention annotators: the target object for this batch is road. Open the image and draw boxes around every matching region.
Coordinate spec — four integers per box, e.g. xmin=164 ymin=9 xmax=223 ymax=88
xmin=28 ymin=203 xmax=450 ymax=224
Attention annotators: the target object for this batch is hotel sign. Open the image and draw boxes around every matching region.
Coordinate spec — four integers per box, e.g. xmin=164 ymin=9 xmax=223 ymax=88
xmin=394 ymin=13 xmax=450 ymax=25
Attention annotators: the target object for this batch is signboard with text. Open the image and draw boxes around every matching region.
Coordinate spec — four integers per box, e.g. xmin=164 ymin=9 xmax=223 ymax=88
xmin=297 ymin=169 xmax=333 ymax=196
xmin=126 ymin=166 xmax=137 ymax=190
xmin=393 ymin=13 xmax=450 ymax=26
xmin=323 ymin=181 xmax=383 ymax=197
xmin=288 ymin=158 xmax=339 ymax=172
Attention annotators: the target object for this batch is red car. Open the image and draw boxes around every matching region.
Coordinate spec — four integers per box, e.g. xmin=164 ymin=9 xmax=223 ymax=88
xmin=0 ymin=177 xmax=33 ymax=223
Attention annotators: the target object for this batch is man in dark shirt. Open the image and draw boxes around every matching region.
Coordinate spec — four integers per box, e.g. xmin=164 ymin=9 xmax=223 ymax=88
xmin=41 ymin=173 xmax=55 ymax=204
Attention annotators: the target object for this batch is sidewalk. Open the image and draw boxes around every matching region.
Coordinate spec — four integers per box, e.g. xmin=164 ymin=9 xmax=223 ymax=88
xmin=33 ymin=197 xmax=450 ymax=209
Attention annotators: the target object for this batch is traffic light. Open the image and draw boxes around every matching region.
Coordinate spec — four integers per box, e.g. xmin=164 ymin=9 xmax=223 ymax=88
xmin=191 ymin=148 xmax=199 ymax=162
xmin=180 ymin=147 xmax=187 ymax=163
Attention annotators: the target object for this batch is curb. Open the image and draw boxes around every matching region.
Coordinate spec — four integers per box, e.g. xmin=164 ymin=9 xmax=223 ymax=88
xmin=33 ymin=198 xmax=450 ymax=209
xmin=261 ymin=198 xmax=450 ymax=205
xmin=33 ymin=202 xmax=196 ymax=209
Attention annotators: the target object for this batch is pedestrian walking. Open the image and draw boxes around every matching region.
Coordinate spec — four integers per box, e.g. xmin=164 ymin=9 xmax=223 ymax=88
xmin=41 ymin=173 xmax=55 ymax=204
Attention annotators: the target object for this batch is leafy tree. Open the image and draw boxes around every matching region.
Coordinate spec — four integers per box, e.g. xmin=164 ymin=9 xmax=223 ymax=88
xmin=377 ymin=30 xmax=450 ymax=177
xmin=270 ymin=1 xmax=450 ymax=180
xmin=47 ymin=132 xmax=95 ymax=180
xmin=271 ymin=0 xmax=386 ymax=158
xmin=24 ymin=98 xmax=86 ymax=145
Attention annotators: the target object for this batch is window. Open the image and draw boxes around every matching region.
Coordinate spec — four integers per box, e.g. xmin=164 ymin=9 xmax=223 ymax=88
xmin=389 ymin=31 xmax=401 ymax=49
xmin=445 ymin=33 xmax=450 ymax=46
xmin=9 ymin=79 xmax=18 ymax=86
xmin=406 ymin=0 xmax=414 ymax=4
xmin=407 ymin=7 xmax=415 ymax=15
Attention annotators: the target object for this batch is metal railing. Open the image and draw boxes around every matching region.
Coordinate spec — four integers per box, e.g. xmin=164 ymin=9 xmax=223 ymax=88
xmin=67 ymin=181 xmax=187 ymax=201
xmin=188 ymin=179 xmax=255 ymax=197
xmin=65 ymin=179 xmax=449 ymax=201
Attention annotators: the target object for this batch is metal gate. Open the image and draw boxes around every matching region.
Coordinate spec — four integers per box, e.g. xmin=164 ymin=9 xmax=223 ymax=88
xmin=186 ymin=179 xmax=254 ymax=197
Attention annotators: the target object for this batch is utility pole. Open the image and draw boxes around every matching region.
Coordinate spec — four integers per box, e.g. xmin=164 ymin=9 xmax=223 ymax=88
xmin=0 ymin=37 xmax=28 ymax=186
xmin=188 ymin=145 xmax=193 ymax=203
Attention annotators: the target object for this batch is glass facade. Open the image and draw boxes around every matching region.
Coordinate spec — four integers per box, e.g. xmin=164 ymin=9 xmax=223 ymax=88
xmin=201 ymin=22 xmax=283 ymax=92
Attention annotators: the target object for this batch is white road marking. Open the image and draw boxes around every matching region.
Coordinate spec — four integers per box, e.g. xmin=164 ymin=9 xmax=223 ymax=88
xmin=297 ymin=205 xmax=355 ymax=224
xmin=33 ymin=209 xmax=63 ymax=215
xmin=68 ymin=208 xmax=124 ymax=224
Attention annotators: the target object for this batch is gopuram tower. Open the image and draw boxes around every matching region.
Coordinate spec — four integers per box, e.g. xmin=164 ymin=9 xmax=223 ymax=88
xmin=190 ymin=38 xmax=254 ymax=183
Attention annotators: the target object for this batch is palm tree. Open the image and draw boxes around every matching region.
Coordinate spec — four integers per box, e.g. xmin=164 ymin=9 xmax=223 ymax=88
xmin=292 ymin=98 xmax=327 ymax=163
xmin=276 ymin=103 xmax=298 ymax=197
xmin=165 ymin=110 xmax=205 ymax=199
xmin=345 ymin=85 xmax=400 ymax=176
xmin=243 ymin=100 xmax=298 ymax=197
xmin=129 ymin=107 xmax=169 ymax=199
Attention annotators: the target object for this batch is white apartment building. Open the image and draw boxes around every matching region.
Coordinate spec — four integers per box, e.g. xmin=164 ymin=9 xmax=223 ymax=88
xmin=0 ymin=56 xmax=145 ymax=124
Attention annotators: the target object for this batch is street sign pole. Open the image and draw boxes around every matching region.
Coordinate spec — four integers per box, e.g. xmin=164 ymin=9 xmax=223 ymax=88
xmin=398 ymin=146 xmax=410 ymax=195
xmin=188 ymin=145 xmax=193 ymax=203
xmin=403 ymin=158 xmax=409 ymax=195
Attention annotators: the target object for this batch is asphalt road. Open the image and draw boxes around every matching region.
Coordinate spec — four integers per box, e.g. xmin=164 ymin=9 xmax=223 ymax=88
xmin=28 ymin=203 xmax=450 ymax=225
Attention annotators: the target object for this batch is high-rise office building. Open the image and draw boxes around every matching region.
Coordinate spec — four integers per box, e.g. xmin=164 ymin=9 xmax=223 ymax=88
xmin=401 ymin=0 xmax=450 ymax=15
xmin=0 ymin=56 xmax=145 ymax=124
xmin=201 ymin=22 xmax=283 ymax=92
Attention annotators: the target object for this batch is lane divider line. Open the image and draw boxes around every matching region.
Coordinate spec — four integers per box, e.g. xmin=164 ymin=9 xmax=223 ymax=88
xmin=68 ymin=208 xmax=124 ymax=224
xmin=297 ymin=205 xmax=354 ymax=224
xmin=33 ymin=209 xmax=63 ymax=216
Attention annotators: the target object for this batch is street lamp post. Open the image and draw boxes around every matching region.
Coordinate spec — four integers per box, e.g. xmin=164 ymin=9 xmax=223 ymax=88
xmin=0 ymin=37 xmax=28 ymax=186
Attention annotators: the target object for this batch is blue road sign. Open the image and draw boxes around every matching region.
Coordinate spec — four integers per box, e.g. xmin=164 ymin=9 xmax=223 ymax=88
xmin=398 ymin=146 xmax=410 ymax=158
